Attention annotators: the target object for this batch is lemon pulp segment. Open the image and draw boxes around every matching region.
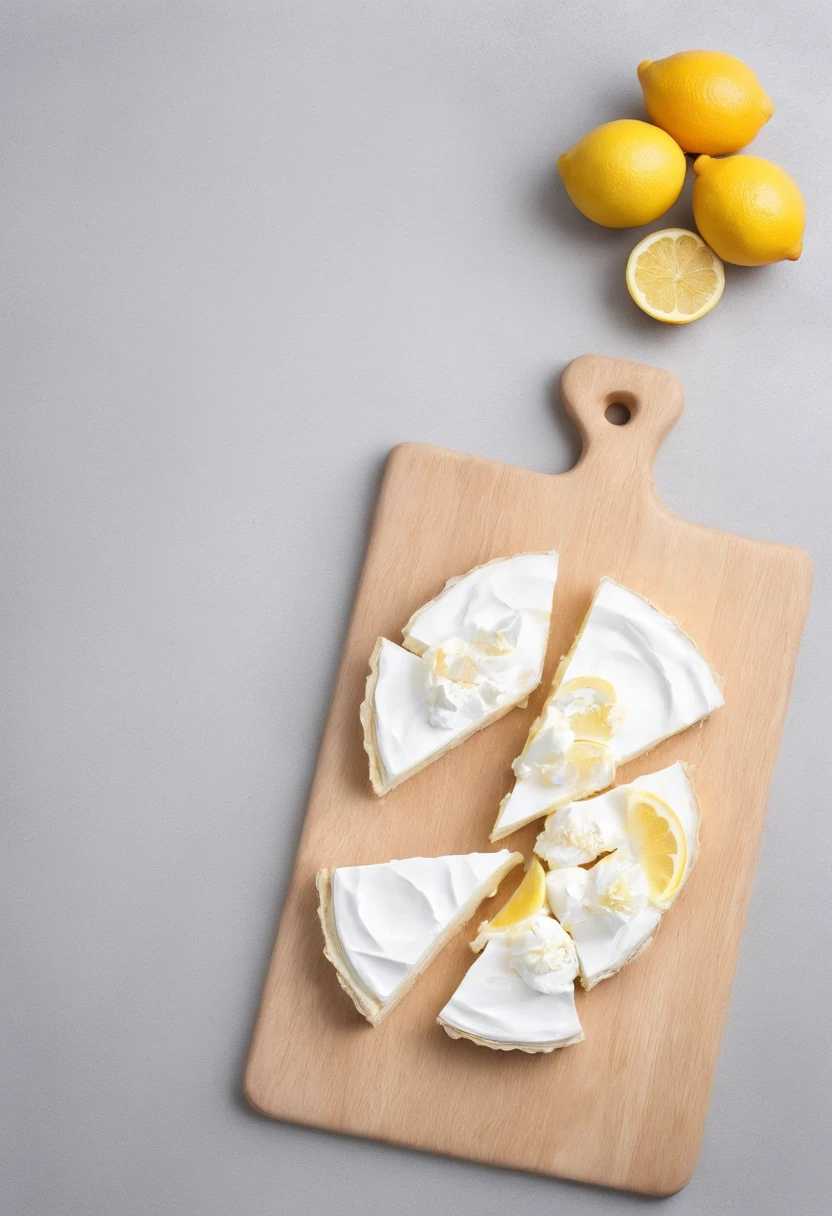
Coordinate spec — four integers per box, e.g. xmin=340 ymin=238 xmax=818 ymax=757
xmin=486 ymin=857 xmax=547 ymax=931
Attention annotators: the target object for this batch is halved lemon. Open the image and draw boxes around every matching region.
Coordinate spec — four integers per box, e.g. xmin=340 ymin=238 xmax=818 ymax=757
xmin=626 ymin=228 xmax=724 ymax=325
xmin=626 ymin=791 xmax=687 ymax=907
xmin=471 ymin=857 xmax=546 ymax=951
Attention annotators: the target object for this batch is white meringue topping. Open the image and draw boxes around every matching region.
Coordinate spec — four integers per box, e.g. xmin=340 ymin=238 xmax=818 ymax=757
xmin=370 ymin=553 xmax=559 ymax=788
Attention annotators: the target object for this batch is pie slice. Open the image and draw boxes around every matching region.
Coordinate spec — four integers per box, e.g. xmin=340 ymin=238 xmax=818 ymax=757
xmin=317 ymin=850 xmax=522 ymax=1025
xmin=436 ymin=913 xmax=584 ymax=1053
xmin=543 ymin=762 xmax=700 ymax=988
xmin=361 ymin=552 xmax=559 ymax=795
xmin=491 ymin=578 xmax=722 ymax=839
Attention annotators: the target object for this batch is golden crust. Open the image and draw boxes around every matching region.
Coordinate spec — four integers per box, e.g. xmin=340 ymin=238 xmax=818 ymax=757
xmin=359 ymin=639 xmax=387 ymax=797
xmin=316 ymin=869 xmax=384 ymax=1023
xmin=437 ymin=1018 xmax=584 ymax=1054
xmin=672 ymin=759 xmax=702 ymax=903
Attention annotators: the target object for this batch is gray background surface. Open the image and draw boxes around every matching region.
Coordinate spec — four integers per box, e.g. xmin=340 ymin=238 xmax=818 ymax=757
xmin=3 ymin=3 xmax=831 ymax=1213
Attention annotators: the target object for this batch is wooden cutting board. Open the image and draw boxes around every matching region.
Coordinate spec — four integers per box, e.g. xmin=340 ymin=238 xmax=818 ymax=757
xmin=244 ymin=355 xmax=812 ymax=1195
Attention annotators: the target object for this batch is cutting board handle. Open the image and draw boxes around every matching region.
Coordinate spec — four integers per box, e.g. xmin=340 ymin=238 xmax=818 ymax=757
xmin=560 ymin=355 xmax=684 ymax=485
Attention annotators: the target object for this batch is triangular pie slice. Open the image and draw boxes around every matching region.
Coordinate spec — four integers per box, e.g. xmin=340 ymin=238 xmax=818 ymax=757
xmin=317 ymin=850 xmax=522 ymax=1025
xmin=491 ymin=578 xmax=722 ymax=839
xmin=361 ymin=552 xmax=559 ymax=795
xmin=542 ymin=762 xmax=701 ymax=988
xmin=436 ymin=912 xmax=584 ymax=1053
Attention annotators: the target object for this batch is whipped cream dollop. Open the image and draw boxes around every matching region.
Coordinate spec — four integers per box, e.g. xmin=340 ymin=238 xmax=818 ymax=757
xmin=538 ymin=764 xmax=701 ymax=987
xmin=422 ymin=613 xmax=530 ymax=730
xmin=507 ymin=914 xmax=579 ymax=994
xmin=535 ymin=801 xmax=622 ymax=868
xmin=586 ymin=851 xmax=649 ymax=922
xmin=548 ymin=852 xmax=648 ymax=933
xmin=511 ymin=706 xmax=576 ymax=782
xmin=371 ymin=553 xmax=558 ymax=787
xmin=513 ymin=681 xmax=626 ymax=785
xmin=492 ymin=578 xmax=722 ymax=839
xmin=547 ymin=854 xmax=659 ymax=987
xmin=331 ymin=851 xmax=517 ymax=1005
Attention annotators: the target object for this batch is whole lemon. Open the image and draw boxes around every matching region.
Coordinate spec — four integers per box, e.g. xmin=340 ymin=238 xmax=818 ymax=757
xmin=692 ymin=154 xmax=804 ymax=265
xmin=558 ymin=119 xmax=687 ymax=229
xmin=638 ymin=51 xmax=774 ymax=155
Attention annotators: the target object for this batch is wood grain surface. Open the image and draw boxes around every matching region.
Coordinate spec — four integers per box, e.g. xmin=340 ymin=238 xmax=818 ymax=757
xmin=244 ymin=355 xmax=812 ymax=1195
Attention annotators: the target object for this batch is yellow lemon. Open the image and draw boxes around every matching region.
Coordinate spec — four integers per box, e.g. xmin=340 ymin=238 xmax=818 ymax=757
xmin=557 ymin=119 xmax=686 ymax=229
xmin=626 ymin=792 xmax=687 ymax=908
xmin=692 ymin=154 xmax=804 ymax=265
xmin=470 ymin=858 xmax=546 ymax=951
xmin=487 ymin=858 xmax=547 ymax=930
xmin=638 ymin=50 xmax=774 ymax=155
xmin=626 ymin=229 xmax=724 ymax=324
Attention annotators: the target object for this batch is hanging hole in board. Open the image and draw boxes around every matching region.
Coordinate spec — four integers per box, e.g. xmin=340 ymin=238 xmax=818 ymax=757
xmin=605 ymin=401 xmax=631 ymax=426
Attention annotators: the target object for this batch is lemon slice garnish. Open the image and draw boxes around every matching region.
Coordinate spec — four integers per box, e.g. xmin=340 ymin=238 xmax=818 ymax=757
xmin=555 ymin=676 xmax=619 ymax=743
xmin=626 ymin=791 xmax=687 ymax=907
xmin=626 ymin=229 xmax=724 ymax=325
xmin=557 ymin=676 xmax=617 ymax=701
xmin=562 ymin=740 xmax=615 ymax=785
xmin=471 ymin=858 xmax=546 ymax=951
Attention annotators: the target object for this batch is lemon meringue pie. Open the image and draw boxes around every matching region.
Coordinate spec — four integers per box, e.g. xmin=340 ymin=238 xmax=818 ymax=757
xmin=317 ymin=850 xmax=522 ymax=1025
xmin=491 ymin=579 xmax=722 ymax=839
xmin=361 ymin=553 xmax=559 ymax=795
